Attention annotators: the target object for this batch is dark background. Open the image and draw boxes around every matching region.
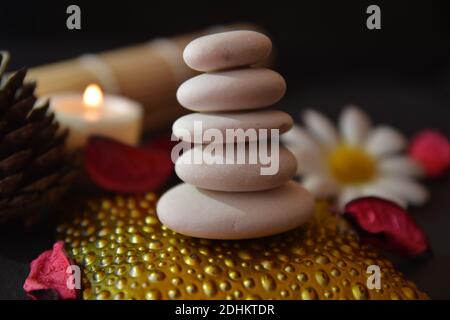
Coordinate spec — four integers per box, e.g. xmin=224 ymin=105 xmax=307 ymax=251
xmin=1 ymin=0 xmax=450 ymax=299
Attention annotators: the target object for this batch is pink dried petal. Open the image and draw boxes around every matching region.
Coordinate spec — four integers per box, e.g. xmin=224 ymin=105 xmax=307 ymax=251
xmin=344 ymin=197 xmax=429 ymax=256
xmin=409 ymin=129 xmax=450 ymax=177
xmin=23 ymin=241 xmax=79 ymax=300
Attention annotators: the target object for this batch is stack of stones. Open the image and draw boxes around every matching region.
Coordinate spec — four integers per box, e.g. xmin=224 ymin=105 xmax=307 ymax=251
xmin=157 ymin=30 xmax=314 ymax=240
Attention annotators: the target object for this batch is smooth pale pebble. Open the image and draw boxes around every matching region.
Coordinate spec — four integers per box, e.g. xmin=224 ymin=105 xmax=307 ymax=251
xmin=156 ymin=181 xmax=314 ymax=240
xmin=183 ymin=30 xmax=272 ymax=72
xmin=175 ymin=145 xmax=297 ymax=191
xmin=176 ymin=68 xmax=286 ymax=112
xmin=172 ymin=110 xmax=293 ymax=143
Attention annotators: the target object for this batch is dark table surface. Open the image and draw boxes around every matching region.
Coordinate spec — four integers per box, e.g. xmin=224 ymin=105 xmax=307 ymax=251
xmin=1 ymin=0 xmax=450 ymax=301
xmin=0 ymin=73 xmax=449 ymax=300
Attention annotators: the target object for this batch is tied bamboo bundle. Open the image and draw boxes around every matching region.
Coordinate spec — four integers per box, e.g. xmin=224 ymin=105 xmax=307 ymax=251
xmin=27 ymin=24 xmax=272 ymax=133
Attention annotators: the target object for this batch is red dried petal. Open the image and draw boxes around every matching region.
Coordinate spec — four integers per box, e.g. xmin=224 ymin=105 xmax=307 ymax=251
xmin=344 ymin=197 xmax=429 ymax=256
xmin=85 ymin=136 xmax=173 ymax=193
xmin=144 ymin=135 xmax=178 ymax=155
xmin=23 ymin=241 xmax=79 ymax=300
xmin=409 ymin=129 xmax=450 ymax=177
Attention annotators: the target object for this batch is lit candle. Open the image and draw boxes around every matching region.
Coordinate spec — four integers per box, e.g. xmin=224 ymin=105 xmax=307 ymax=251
xmin=49 ymin=84 xmax=143 ymax=150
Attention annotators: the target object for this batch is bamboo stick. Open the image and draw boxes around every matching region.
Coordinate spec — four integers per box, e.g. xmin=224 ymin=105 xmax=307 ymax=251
xmin=27 ymin=23 xmax=271 ymax=133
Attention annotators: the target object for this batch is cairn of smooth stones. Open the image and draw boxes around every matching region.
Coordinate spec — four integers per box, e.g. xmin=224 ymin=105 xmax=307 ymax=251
xmin=157 ymin=30 xmax=314 ymax=239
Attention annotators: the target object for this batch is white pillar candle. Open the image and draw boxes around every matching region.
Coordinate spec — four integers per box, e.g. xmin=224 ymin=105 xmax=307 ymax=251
xmin=49 ymin=84 xmax=143 ymax=150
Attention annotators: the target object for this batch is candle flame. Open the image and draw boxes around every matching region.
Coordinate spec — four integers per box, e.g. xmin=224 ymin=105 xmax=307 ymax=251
xmin=83 ymin=84 xmax=103 ymax=108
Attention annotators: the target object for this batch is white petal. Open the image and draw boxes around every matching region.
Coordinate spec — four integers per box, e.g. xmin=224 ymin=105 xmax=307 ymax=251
xmin=360 ymin=185 xmax=407 ymax=208
xmin=378 ymin=156 xmax=424 ymax=178
xmin=286 ymin=145 xmax=326 ymax=176
xmin=372 ymin=177 xmax=429 ymax=206
xmin=337 ymin=187 xmax=363 ymax=209
xmin=365 ymin=126 xmax=407 ymax=158
xmin=302 ymin=109 xmax=338 ymax=150
xmin=282 ymin=125 xmax=326 ymax=176
xmin=339 ymin=105 xmax=371 ymax=146
xmin=302 ymin=174 xmax=340 ymax=198
xmin=281 ymin=124 xmax=321 ymax=153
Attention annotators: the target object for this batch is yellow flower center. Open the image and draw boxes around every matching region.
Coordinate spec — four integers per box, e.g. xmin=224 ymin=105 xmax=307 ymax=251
xmin=328 ymin=145 xmax=376 ymax=184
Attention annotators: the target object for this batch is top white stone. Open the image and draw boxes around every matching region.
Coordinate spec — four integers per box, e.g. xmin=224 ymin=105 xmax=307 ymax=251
xmin=183 ymin=30 xmax=272 ymax=72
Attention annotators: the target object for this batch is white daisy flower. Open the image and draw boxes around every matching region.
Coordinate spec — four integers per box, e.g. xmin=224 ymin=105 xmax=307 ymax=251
xmin=282 ymin=105 xmax=428 ymax=209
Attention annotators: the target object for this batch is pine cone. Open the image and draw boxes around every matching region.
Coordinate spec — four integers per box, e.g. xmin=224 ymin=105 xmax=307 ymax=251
xmin=0 ymin=51 xmax=77 ymax=222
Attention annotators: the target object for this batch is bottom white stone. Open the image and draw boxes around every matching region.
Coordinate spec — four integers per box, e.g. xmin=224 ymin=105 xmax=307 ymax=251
xmin=156 ymin=180 xmax=314 ymax=240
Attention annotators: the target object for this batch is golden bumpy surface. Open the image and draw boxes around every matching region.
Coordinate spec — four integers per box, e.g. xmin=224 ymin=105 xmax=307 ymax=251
xmin=57 ymin=193 xmax=427 ymax=300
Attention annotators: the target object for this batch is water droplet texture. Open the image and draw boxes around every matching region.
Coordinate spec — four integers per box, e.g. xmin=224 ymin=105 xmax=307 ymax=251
xmin=57 ymin=195 xmax=427 ymax=300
